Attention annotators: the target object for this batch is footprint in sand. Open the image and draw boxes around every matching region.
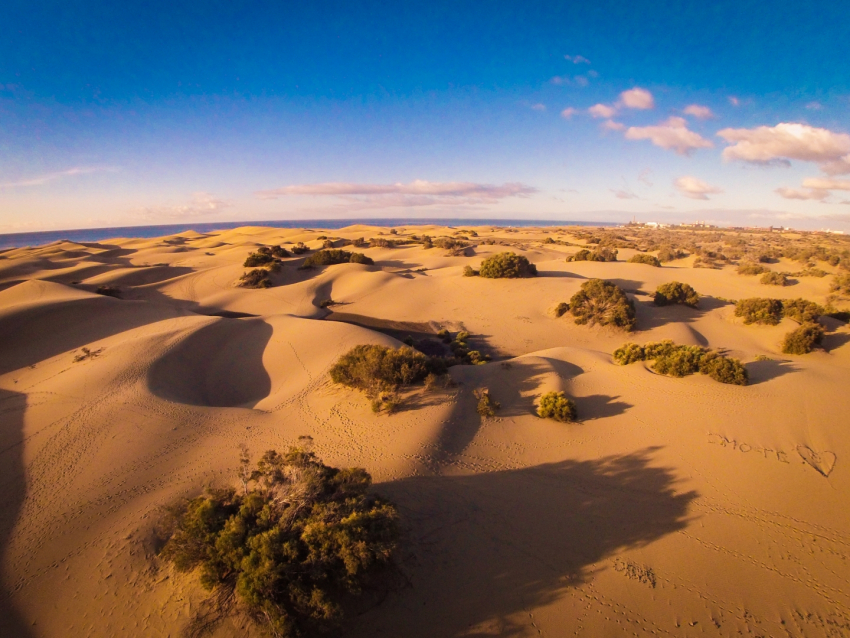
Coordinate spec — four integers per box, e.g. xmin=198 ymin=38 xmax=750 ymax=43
xmin=796 ymin=446 xmax=837 ymax=478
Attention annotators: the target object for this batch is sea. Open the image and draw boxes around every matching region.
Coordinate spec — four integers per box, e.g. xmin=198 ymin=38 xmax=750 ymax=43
xmin=0 ymin=218 xmax=618 ymax=250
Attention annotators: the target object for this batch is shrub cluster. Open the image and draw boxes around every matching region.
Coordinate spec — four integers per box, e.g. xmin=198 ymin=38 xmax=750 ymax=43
xmin=290 ymin=242 xmax=309 ymax=255
xmin=760 ymin=271 xmax=789 ymax=286
xmin=302 ymin=249 xmax=373 ymax=268
xmin=160 ymin=447 xmax=398 ymax=638
xmin=628 ymin=253 xmax=661 ymax=267
xmin=330 ymin=345 xmax=444 ymax=412
xmin=536 ymin=391 xmax=577 ymax=422
xmin=370 ymin=237 xmax=395 ymax=248
xmin=238 ymin=269 xmax=272 ymax=288
xmin=654 ymin=281 xmax=700 ymax=308
xmin=657 ymin=247 xmax=688 ymax=262
xmin=479 ymin=252 xmax=538 ymax=278
xmin=244 ymin=251 xmax=276 ymax=267
xmin=433 ymin=237 xmax=468 ymax=251
xmin=569 ymin=279 xmax=636 ymax=331
xmin=832 ymin=273 xmax=850 ymax=296
xmin=737 ymin=262 xmax=769 ymax=276
xmin=735 ymin=297 xmax=825 ymax=325
xmin=613 ymin=340 xmax=748 ymax=385
xmin=567 ymin=247 xmax=618 ymax=262
xmin=448 ymin=330 xmax=489 ymax=365
xmin=474 ymin=388 xmax=500 ymax=417
xmin=782 ymin=322 xmax=825 ymax=354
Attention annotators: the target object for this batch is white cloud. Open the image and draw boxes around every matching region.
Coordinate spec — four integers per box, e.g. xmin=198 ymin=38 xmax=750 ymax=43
xmin=564 ymin=54 xmax=591 ymax=64
xmin=136 ymin=192 xmax=232 ymax=219
xmin=674 ymin=176 xmax=723 ymax=200
xmin=618 ymin=88 xmax=654 ymax=110
xmin=602 ymin=120 xmax=625 ymax=131
xmin=683 ymin=104 xmax=714 ymax=119
xmin=255 ymin=180 xmax=537 ymax=210
xmin=718 ymin=122 xmax=850 ymax=174
xmin=728 ymin=96 xmax=740 ymax=106
xmin=560 ymin=107 xmax=578 ymax=119
xmin=775 ymin=187 xmax=830 ymax=201
xmin=805 ymin=101 xmax=823 ymax=110
xmin=0 ymin=166 xmax=118 ymax=189
xmin=802 ymin=177 xmax=850 ymax=191
xmin=624 ymin=117 xmax=713 ymax=155
xmin=588 ymin=103 xmax=618 ymax=118
xmin=530 ymin=103 xmax=546 ymax=111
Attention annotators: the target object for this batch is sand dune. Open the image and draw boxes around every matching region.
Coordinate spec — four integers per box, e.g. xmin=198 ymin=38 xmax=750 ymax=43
xmin=1 ymin=224 xmax=849 ymax=637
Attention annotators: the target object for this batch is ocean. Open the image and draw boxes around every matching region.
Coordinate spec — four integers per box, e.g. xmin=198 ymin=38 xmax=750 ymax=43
xmin=0 ymin=218 xmax=618 ymax=250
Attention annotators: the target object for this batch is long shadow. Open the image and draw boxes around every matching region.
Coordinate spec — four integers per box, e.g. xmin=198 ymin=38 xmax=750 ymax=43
xmin=147 ymin=317 xmax=273 ymax=408
xmin=0 ymin=390 xmax=35 ymax=637
xmin=746 ymin=358 xmax=798 ymax=384
xmin=0 ymin=296 xmax=180 ymax=376
xmin=576 ymin=394 xmax=633 ymax=420
xmin=822 ymin=331 xmax=850 ymax=352
xmin=352 ymin=449 xmax=698 ymax=638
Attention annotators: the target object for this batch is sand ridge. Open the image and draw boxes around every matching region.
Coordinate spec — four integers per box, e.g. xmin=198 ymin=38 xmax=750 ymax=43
xmin=0 ymin=224 xmax=849 ymax=637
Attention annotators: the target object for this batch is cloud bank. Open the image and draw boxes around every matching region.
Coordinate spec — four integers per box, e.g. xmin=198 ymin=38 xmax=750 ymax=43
xmin=625 ymin=117 xmax=713 ymax=155
xmin=674 ymin=176 xmax=723 ymax=200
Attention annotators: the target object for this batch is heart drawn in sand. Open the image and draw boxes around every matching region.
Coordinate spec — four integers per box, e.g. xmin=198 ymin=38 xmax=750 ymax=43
xmin=796 ymin=446 xmax=837 ymax=478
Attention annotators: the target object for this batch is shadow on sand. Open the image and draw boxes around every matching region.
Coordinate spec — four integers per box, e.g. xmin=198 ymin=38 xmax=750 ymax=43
xmin=0 ymin=390 xmax=34 ymax=637
xmin=350 ymin=448 xmax=697 ymax=638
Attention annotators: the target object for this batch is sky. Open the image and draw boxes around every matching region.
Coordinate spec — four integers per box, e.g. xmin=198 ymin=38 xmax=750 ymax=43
xmin=2 ymin=0 xmax=850 ymax=232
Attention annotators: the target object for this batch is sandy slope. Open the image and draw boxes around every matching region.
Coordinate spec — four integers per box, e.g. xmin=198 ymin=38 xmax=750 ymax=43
xmin=0 ymin=225 xmax=849 ymax=637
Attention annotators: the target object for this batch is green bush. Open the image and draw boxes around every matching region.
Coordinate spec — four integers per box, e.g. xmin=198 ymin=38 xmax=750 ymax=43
xmin=760 ymin=271 xmax=789 ymax=286
xmin=781 ymin=322 xmax=825 ymax=354
xmin=462 ymin=265 xmax=479 ymax=277
xmin=567 ymin=247 xmax=618 ymax=262
xmin=554 ymin=302 xmax=569 ymax=317
xmin=349 ymin=252 xmax=374 ymax=265
xmin=302 ymin=249 xmax=373 ymax=268
xmin=781 ymin=298 xmax=824 ymax=323
xmin=536 ymin=391 xmax=577 ymax=422
xmin=612 ymin=340 xmax=748 ymax=385
xmin=160 ymin=447 xmax=398 ymax=638
xmin=244 ymin=252 xmax=276 ymax=267
xmin=291 ymin=242 xmax=309 ymax=255
xmin=433 ymin=237 xmax=468 ymax=251
xmin=654 ymin=282 xmax=700 ymax=308
xmin=628 ymin=253 xmax=661 ymax=267
xmin=479 ymin=252 xmax=538 ymax=278
xmin=271 ymin=245 xmax=290 ymax=258
xmin=370 ymin=237 xmax=395 ymax=248
xmin=735 ymin=298 xmax=784 ymax=325
xmin=612 ymin=342 xmax=645 ymax=365
xmin=569 ymin=279 xmax=636 ymax=330
xmin=737 ymin=262 xmax=769 ymax=276
xmin=238 ymin=269 xmax=272 ymax=288
xmin=330 ymin=345 xmax=435 ymax=391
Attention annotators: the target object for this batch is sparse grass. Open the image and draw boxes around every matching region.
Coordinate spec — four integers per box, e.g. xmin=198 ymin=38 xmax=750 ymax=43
xmin=159 ymin=447 xmax=398 ymax=638
xmin=536 ymin=391 xmax=577 ymax=422
xmin=654 ymin=281 xmax=700 ymax=308
xmin=73 ymin=346 xmax=104 ymax=362
xmin=569 ymin=279 xmax=636 ymax=331
xmin=479 ymin=252 xmax=537 ymax=278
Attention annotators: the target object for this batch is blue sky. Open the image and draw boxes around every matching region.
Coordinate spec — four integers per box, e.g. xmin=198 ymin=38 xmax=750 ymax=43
xmin=2 ymin=0 xmax=850 ymax=231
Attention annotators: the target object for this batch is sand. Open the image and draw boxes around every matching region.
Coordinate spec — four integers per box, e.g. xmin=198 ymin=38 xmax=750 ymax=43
xmin=0 ymin=225 xmax=849 ymax=637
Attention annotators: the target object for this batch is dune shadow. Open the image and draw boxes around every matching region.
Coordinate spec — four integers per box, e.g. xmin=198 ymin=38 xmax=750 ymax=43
xmin=822 ymin=331 xmax=850 ymax=352
xmin=147 ymin=317 xmax=273 ymax=408
xmin=536 ymin=270 xmax=587 ymax=279
xmin=351 ymin=449 xmax=698 ymax=638
xmin=0 ymin=390 xmax=35 ymax=637
xmin=746 ymin=358 xmax=798 ymax=384
xmin=576 ymin=394 xmax=632 ymax=420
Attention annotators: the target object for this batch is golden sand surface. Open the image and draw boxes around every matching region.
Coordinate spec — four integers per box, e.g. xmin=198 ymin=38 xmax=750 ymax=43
xmin=1 ymin=224 xmax=849 ymax=637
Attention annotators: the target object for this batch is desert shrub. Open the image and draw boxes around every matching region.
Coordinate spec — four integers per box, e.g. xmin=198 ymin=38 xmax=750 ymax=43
xmin=349 ymin=252 xmax=374 ymax=265
xmin=760 ymin=271 xmax=789 ymax=286
xmin=319 ymin=299 xmax=338 ymax=308
xmin=832 ymin=273 xmax=850 ymax=296
xmin=554 ymin=302 xmax=569 ymax=317
xmin=271 ymin=245 xmax=290 ymax=258
xmin=781 ymin=298 xmax=824 ymax=323
xmin=291 ymin=242 xmax=309 ymax=255
xmin=657 ymin=247 xmax=687 ymax=262
xmin=302 ymin=249 xmax=353 ymax=267
xmin=613 ymin=340 xmax=748 ymax=385
xmin=463 ymin=265 xmax=479 ymax=277
xmin=474 ymin=388 xmax=500 ymax=417
xmin=330 ymin=345 xmax=435 ymax=391
xmin=238 ymin=269 xmax=272 ymax=288
xmin=567 ymin=247 xmax=618 ymax=262
xmin=737 ymin=262 xmax=769 ymax=276
xmin=569 ymin=279 xmax=636 ymax=330
xmin=793 ymin=268 xmax=828 ymax=278
xmin=437 ymin=328 xmax=451 ymax=343
xmin=322 ymin=239 xmax=335 ymax=248
xmin=370 ymin=237 xmax=395 ymax=248
xmin=536 ymin=391 xmax=577 ymax=422
xmin=612 ymin=342 xmax=645 ymax=365
xmin=244 ymin=252 xmax=276 ymax=267
xmin=735 ymin=298 xmax=784 ymax=325
xmin=352 ymin=237 xmax=367 ymax=248
xmin=479 ymin=252 xmax=538 ymax=278
xmin=421 ymin=235 xmax=433 ymax=249
xmin=160 ymin=447 xmax=398 ymax=638
xmin=448 ymin=331 xmax=490 ymax=365
xmin=433 ymin=237 xmax=468 ymax=251
xmin=781 ymin=322 xmax=825 ymax=354
xmin=628 ymin=253 xmax=661 ymax=267
xmin=95 ymin=285 xmax=121 ymax=298
xmin=654 ymin=282 xmax=700 ymax=308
